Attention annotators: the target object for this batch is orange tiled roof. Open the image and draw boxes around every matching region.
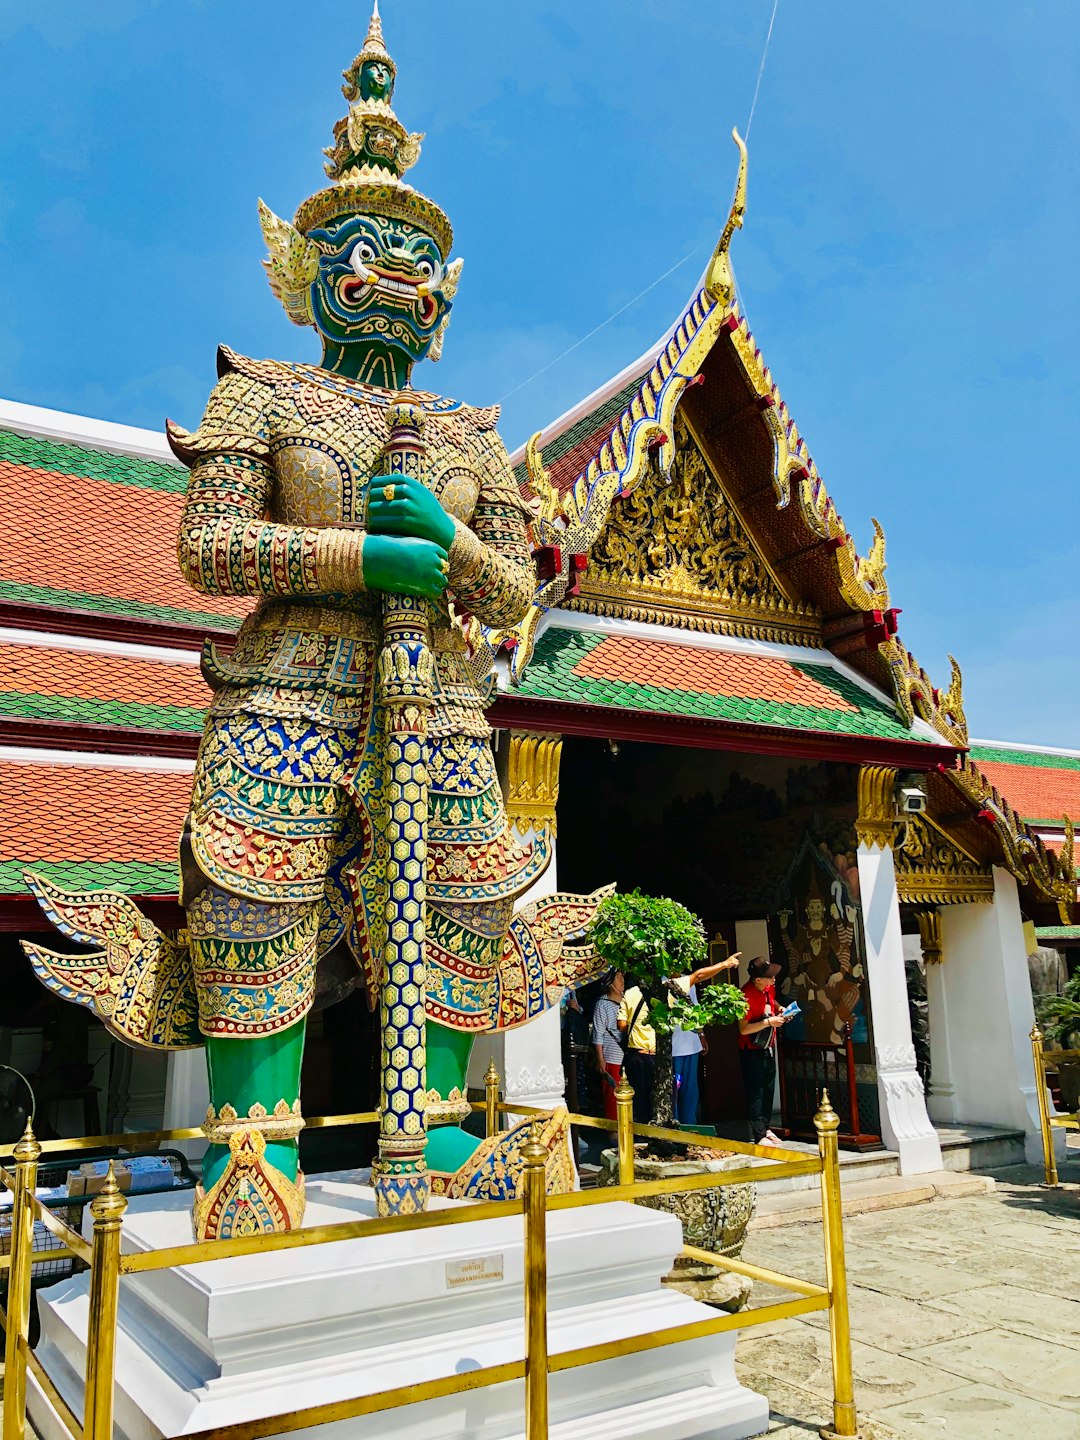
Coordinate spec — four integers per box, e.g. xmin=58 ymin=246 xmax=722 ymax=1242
xmin=0 ymin=432 xmax=250 ymax=631
xmin=969 ymin=744 xmax=1080 ymax=826
xmin=0 ymin=641 xmax=210 ymax=731
xmin=573 ymin=636 xmax=857 ymax=712
xmin=515 ymin=625 xmax=930 ymax=740
xmin=0 ymin=758 xmax=189 ymax=894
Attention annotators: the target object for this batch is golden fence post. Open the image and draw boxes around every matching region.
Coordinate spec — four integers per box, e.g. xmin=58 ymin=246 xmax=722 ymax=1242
xmin=83 ymin=1162 xmax=127 ymax=1440
xmin=815 ymin=1090 xmax=861 ymax=1440
xmin=485 ymin=1059 xmax=501 ymax=1140
xmin=3 ymin=1121 xmax=41 ymax=1440
xmin=521 ymin=1125 xmax=549 ymax=1440
xmin=1030 ymin=1023 xmax=1060 ymax=1188
xmin=615 ymin=1074 xmax=635 ymax=1187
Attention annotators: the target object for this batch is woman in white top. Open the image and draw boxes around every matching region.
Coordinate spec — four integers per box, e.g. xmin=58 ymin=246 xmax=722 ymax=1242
xmin=591 ymin=970 xmax=625 ymax=1122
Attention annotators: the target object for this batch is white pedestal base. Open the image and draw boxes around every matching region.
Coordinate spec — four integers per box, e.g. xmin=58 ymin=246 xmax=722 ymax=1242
xmin=29 ymin=1172 xmax=768 ymax=1439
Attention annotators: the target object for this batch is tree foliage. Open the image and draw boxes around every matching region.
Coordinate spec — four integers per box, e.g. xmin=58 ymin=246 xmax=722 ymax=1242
xmin=590 ymin=889 xmax=748 ymax=1035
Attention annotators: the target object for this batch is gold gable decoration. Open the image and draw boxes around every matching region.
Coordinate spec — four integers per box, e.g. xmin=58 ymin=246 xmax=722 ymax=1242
xmin=894 ymin=813 xmax=994 ymax=906
xmin=947 ymin=759 xmax=1077 ymax=922
xmin=571 ymin=412 xmax=820 ymax=644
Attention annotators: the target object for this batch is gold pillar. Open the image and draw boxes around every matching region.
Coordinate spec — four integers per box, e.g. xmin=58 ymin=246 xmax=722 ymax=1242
xmin=83 ymin=1163 xmax=127 ymax=1440
xmin=485 ymin=1059 xmax=501 ymax=1140
xmin=1030 ymin=1023 xmax=1060 ymax=1188
xmin=855 ymin=765 xmax=898 ymax=850
xmin=505 ymin=732 xmax=563 ymax=838
xmin=815 ymin=1091 xmax=862 ymax=1439
xmin=615 ymin=1075 xmax=636 ymax=1187
xmin=916 ymin=909 xmax=943 ymax=966
xmin=2 ymin=1121 xmax=40 ymax=1440
xmin=522 ymin=1126 xmax=550 ymax=1440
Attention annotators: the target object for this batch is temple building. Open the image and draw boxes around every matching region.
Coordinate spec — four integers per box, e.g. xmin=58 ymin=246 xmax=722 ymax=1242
xmin=0 ymin=172 xmax=1075 ymax=1171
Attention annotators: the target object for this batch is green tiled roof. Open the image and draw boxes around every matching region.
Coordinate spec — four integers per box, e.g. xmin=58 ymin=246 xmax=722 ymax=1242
xmin=970 ymin=745 xmax=1080 ymax=772
xmin=0 ymin=860 xmax=178 ymax=896
xmin=0 ymin=690 xmax=206 ymax=734
xmin=514 ymin=627 xmax=918 ymax=739
xmin=512 ymin=368 xmax=651 ymax=487
xmin=0 ymin=430 xmax=184 ymax=492
xmin=0 ymin=580 xmax=241 ymax=631
xmin=1035 ymin=925 xmax=1080 ymax=940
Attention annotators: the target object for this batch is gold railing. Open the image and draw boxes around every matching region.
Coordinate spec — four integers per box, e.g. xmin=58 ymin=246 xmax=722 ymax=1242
xmin=1 ymin=1076 xmax=862 ymax=1440
xmin=1030 ymin=1022 xmax=1080 ymax=1188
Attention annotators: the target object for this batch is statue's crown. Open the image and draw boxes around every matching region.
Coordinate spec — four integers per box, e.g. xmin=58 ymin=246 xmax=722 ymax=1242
xmin=293 ymin=2 xmax=452 ymax=258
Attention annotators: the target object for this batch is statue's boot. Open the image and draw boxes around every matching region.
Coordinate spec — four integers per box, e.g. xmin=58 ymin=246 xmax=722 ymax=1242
xmin=194 ymin=1022 xmax=308 ymax=1241
xmin=424 ymin=1021 xmax=576 ymax=1198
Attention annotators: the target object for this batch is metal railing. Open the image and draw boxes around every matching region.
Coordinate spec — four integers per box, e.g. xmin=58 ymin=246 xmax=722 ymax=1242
xmin=1031 ymin=1022 xmax=1080 ymax=1188
xmin=1 ymin=1074 xmax=862 ymax=1440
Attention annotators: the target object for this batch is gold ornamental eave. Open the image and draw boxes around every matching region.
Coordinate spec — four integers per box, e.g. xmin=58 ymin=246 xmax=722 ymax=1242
xmin=944 ymin=757 xmax=1077 ymax=922
xmin=894 ymin=811 xmax=995 ymax=907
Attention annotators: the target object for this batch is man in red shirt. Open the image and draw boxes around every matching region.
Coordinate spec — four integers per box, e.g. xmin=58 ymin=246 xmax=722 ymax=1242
xmin=738 ymin=956 xmax=790 ymax=1146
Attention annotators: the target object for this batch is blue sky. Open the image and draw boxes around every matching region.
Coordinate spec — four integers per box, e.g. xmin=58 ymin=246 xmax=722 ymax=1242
xmin=1 ymin=2 xmax=1077 ymax=747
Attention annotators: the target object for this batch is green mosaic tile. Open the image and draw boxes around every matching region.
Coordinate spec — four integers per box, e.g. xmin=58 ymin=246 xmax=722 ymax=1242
xmin=0 ymin=428 xmax=186 ymax=494
xmin=970 ymin=744 xmax=1080 ymax=773
xmin=516 ymin=628 xmax=919 ymax=741
xmin=512 ymin=368 xmax=651 ymax=486
xmin=1035 ymin=925 xmax=1080 ymax=939
xmin=0 ymin=690 xmax=207 ymax=734
xmin=0 ymin=579 xmax=241 ymax=631
xmin=0 ymin=859 xmax=178 ymax=896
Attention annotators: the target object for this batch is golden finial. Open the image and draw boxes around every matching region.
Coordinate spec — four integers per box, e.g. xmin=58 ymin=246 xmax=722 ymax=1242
xmin=343 ymin=1 xmax=395 ymax=99
xmin=90 ymin=1160 xmax=129 ymax=1223
xmin=520 ymin=1121 xmax=549 ymax=1168
xmin=705 ymin=128 xmax=748 ymax=307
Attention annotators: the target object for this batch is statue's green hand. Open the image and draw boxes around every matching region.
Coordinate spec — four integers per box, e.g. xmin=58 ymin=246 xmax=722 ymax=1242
xmin=367 ymin=474 xmax=456 ymax=550
xmin=361 ymin=534 xmax=448 ymax=600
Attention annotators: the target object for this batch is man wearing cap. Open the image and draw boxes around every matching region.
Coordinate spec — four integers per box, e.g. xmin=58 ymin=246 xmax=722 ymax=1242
xmin=737 ymin=956 xmax=789 ymax=1146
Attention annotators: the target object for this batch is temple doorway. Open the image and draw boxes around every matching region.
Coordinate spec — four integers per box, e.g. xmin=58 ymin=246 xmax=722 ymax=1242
xmin=554 ymin=735 xmax=881 ymax=1145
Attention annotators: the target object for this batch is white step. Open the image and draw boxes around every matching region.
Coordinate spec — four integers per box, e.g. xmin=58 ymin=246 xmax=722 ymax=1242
xmin=29 ymin=1172 xmax=769 ymax=1440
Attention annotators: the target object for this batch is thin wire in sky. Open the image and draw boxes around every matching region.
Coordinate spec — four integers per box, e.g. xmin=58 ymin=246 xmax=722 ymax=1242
xmin=494 ymin=246 xmax=701 ymax=405
xmin=498 ymin=3 xmax=781 ymax=407
xmin=745 ymin=0 xmax=780 ymax=139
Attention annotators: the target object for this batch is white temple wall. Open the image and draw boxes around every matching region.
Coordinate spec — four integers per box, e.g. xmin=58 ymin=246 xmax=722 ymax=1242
xmin=856 ymin=842 xmax=943 ymax=1173
xmin=937 ymin=869 xmax=1064 ymax=1163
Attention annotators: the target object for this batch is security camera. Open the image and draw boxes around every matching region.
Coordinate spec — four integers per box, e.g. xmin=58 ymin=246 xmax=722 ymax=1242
xmin=899 ymin=786 xmax=927 ymax=815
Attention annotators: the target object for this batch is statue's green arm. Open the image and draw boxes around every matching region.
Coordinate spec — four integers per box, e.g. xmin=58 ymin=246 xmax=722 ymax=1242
xmin=446 ymin=427 xmax=534 ymax=628
xmin=170 ymin=367 xmax=366 ymax=596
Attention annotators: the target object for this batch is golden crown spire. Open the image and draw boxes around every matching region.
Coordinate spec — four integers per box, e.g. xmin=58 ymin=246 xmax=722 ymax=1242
xmin=343 ymin=2 xmax=394 ymax=100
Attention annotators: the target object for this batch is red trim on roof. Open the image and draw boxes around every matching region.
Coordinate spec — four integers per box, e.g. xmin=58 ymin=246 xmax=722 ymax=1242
xmin=488 ymin=694 xmax=959 ymax=768
xmin=0 ymin=600 xmax=236 ymax=651
xmin=0 ymin=716 xmax=200 ymax=758
xmin=0 ymin=895 xmax=183 ymax=934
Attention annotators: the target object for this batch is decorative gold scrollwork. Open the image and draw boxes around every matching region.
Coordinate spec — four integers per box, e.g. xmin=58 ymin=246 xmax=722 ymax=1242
xmin=855 ymin=765 xmax=899 ymax=850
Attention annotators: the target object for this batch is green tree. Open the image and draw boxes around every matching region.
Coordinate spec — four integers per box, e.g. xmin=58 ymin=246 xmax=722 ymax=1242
xmin=590 ymin=890 xmax=748 ymax=1128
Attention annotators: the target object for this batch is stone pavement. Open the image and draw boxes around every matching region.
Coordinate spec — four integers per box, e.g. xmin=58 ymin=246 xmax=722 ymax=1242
xmin=736 ymin=1161 xmax=1080 ymax=1438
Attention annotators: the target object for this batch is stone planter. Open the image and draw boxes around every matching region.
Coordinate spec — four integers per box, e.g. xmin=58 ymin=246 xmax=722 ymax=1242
xmin=599 ymin=1147 xmax=756 ymax=1311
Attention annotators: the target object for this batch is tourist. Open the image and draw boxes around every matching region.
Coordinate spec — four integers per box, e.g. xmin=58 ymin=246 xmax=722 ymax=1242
xmin=591 ymin=969 xmax=625 ymax=1122
xmin=618 ymin=983 xmax=656 ymax=1124
xmin=671 ymin=952 xmax=742 ymax=1126
xmin=737 ymin=956 xmax=789 ymax=1146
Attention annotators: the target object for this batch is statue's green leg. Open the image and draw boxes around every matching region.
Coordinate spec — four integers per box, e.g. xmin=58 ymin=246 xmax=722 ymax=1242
xmin=202 ymin=1019 xmax=307 ymax=1190
xmin=425 ymin=1020 xmax=482 ymax=1173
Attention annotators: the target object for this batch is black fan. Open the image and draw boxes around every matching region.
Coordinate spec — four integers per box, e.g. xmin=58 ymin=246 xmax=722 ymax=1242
xmin=0 ymin=1066 xmax=35 ymax=1146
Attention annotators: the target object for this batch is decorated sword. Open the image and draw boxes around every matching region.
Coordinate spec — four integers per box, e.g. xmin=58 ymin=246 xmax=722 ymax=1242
xmin=371 ymin=401 xmax=435 ymax=1216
